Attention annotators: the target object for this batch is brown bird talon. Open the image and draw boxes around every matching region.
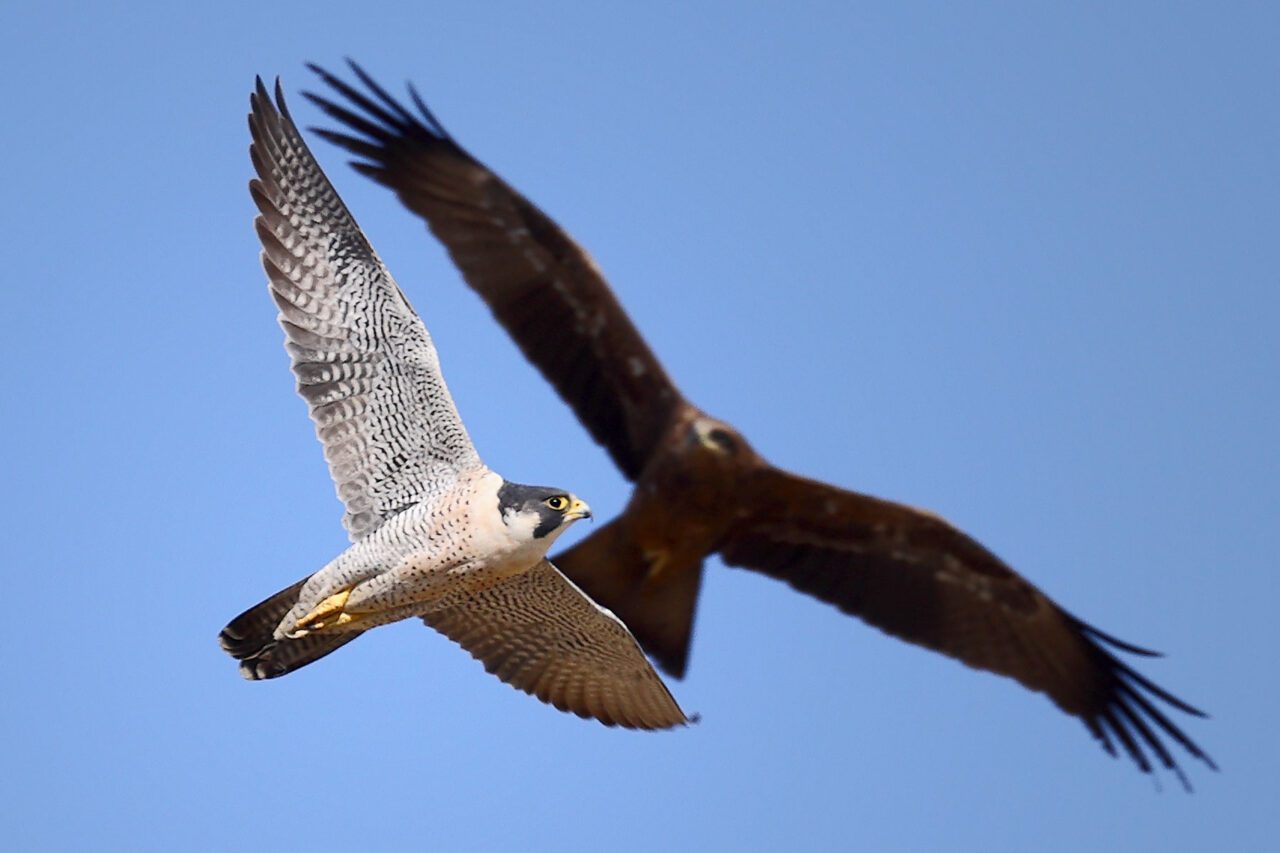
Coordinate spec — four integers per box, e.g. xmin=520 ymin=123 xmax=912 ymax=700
xmin=642 ymin=549 xmax=669 ymax=583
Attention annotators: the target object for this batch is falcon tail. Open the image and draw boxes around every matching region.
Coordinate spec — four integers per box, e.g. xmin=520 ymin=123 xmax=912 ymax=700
xmin=551 ymin=518 xmax=704 ymax=679
xmin=219 ymin=577 xmax=364 ymax=680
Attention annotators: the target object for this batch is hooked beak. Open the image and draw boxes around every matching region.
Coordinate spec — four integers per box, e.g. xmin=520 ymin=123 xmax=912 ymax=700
xmin=565 ymin=497 xmax=592 ymax=521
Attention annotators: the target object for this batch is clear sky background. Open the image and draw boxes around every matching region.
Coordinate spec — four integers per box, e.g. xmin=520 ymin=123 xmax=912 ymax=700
xmin=3 ymin=2 xmax=1276 ymax=851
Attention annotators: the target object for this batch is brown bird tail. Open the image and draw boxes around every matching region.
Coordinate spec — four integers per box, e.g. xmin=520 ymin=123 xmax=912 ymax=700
xmin=552 ymin=519 xmax=704 ymax=679
xmin=218 ymin=576 xmax=364 ymax=680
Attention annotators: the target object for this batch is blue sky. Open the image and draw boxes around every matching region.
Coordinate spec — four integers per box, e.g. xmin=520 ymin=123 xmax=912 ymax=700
xmin=3 ymin=2 xmax=1276 ymax=850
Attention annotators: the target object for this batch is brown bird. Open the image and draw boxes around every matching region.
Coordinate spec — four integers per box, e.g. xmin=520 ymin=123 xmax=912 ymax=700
xmin=305 ymin=62 xmax=1214 ymax=785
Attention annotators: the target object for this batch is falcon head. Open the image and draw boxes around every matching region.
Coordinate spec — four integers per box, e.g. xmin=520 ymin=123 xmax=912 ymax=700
xmin=498 ymin=481 xmax=592 ymax=542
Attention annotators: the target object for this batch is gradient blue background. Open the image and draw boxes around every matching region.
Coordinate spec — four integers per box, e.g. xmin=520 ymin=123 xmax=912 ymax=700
xmin=4 ymin=2 xmax=1275 ymax=850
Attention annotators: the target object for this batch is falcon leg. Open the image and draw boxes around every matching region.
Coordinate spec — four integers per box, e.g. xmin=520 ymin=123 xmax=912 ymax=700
xmin=294 ymin=588 xmax=357 ymax=633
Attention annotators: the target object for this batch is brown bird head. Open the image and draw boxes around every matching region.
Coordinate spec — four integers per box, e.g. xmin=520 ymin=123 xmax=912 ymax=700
xmin=687 ymin=414 xmax=749 ymax=463
xmin=657 ymin=412 xmax=761 ymax=507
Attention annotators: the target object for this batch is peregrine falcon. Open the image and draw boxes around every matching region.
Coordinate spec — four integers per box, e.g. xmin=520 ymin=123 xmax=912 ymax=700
xmin=305 ymin=62 xmax=1215 ymax=784
xmin=217 ymin=78 xmax=688 ymax=731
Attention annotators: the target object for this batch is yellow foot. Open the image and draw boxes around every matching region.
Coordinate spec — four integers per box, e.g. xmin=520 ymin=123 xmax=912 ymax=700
xmin=295 ymin=589 xmax=356 ymax=632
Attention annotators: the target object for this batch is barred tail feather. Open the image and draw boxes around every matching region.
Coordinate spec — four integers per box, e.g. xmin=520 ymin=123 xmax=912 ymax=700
xmin=219 ymin=576 xmax=363 ymax=680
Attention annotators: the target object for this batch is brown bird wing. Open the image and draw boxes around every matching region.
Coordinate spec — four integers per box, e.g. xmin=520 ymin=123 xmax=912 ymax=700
xmin=421 ymin=559 xmax=690 ymax=730
xmin=717 ymin=464 xmax=1214 ymax=786
xmin=305 ymin=62 xmax=684 ymax=480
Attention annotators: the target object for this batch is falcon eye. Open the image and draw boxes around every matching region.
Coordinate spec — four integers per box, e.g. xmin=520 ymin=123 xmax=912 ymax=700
xmin=545 ymin=496 xmax=569 ymax=511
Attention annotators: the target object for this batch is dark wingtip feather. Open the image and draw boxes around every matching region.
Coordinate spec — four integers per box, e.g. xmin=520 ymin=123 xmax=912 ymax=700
xmin=1077 ymin=627 xmax=1216 ymax=789
xmin=308 ymin=60 xmax=456 ymax=150
xmin=1072 ymin=614 xmax=1164 ymax=658
xmin=1100 ymin=705 xmax=1153 ymax=775
xmin=306 ymin=62 xmax=410 ymax=136
xmin=345 ymin=59 xmax=417 ymax=125
xmin=309 ymin=127 xmax=381 ymax=160
xmin=1086 ymin=716 xmax=1118 ymax=757
xmin=349 ymin=161 xmax=392 ymax=185
xmin=1114 ymin=655 xmax=1208 ymax=718
xmin=1116 ymin=676 xmax=1216 ymax=767
xmin=407 ymin=82 xmax=454 ymax=141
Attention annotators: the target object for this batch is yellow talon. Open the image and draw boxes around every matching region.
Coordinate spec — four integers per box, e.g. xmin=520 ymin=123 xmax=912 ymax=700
xmin=296 ymin=589 xmax=353 ymax=632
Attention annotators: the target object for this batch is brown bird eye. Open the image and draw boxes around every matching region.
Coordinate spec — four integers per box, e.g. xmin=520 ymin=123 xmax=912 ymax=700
xmin=546 ymin=496 xmax=567 ymax=510
xmin=707 ymin=428 xmax=737 ymax=453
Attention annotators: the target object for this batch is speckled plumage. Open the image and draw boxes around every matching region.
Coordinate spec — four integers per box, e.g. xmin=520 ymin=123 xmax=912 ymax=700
xmin=218 ymin=79 xmax=687 ymax=731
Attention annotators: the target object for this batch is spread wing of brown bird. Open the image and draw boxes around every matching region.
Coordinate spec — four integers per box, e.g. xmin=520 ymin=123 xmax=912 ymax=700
xmin=305 ymin=61 xmax=1214 ymax=786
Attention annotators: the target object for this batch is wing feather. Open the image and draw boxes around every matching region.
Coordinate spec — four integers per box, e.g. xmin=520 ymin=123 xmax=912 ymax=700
xmin=305 ymin=62 xmax=685 ymax=480
xmin=248 ymin=78 xmax=482 ymax=539
xmin=422 ymin=559 xmax=689 ymax=730
xmin=718 ymin=465 xmax=1214 ymax=786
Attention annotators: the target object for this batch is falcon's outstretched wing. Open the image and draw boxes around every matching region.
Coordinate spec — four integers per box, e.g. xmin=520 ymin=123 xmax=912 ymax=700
xmin=250 ymin=78 xmax=482 ymax=540
xmin=718 ymin=464 xmax=1215 ymax=786
xmin=422 ymin=560 xmax=690 ymax=730
xmin=304 ymin=62 xmax=684 ymax=481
